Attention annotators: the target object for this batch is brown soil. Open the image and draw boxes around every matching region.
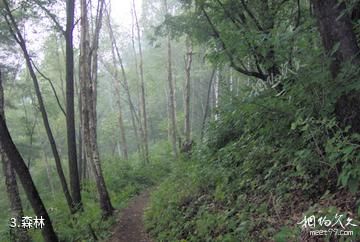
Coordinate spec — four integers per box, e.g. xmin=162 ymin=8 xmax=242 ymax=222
xmin=107 ymin=191 xmax=153 ymax=242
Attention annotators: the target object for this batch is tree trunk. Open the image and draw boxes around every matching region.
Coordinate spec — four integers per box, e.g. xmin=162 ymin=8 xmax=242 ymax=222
xmin=0 ymin=71 xmax=30 ymax=242
xmin=165 ymin=86 xmax=171 ymax=141
xmin=167 ymin=34 xmax=178 ymax=157
xmin=0 ymin=116 xmax=59 ymax=242
xmin=106 ymin=8 xmax=136 ymax=160
xmin=133 ymin=0 xmax=150 ymax=163
xmin=0 ymin=115 xmax=59 ymax=242
xmin=164 ymin=0 xmax=178 ymax=158
xmin=76 ymin=76 xmax=84 ymax=183
xmin=89 ymin=0 xmax=106 ymax=142
xmin=312 ymin=0 xmax=360 ymax=77
xmin=4 ymin=0 xmax=75 ymax=214
xmin=312 ymin=0 xmax=360 ymax=133
xmin=44 ymin=150 xmax=55 ymax=199
xmin=213 ymin=68 xmax=220 ymax=120
xmin=130 ymin=11 xmax=146 ymax=160
xmin=111 ymin=54 xmax=129 ymax=160
xmin=184 ymin=37 xmax=193 ymax=145
xmin=201 ymin=68 xmax=216 ymax=140
xmin=66 ymin=0 xmax=82 ymax=210
xmin=0 ymin=70 xmax=57 ymax=241
xmin=80 ymin=0 xmax=114 ymax=218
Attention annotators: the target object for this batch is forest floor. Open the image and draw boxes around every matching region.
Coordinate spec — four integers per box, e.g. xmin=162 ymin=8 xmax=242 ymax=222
xmin=107 ymin=190 xmax=153 ymax=242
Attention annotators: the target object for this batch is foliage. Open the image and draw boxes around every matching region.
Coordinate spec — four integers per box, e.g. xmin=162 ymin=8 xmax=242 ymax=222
xmin=2 ymin=0 xmax=360 ymax=241
xmin=0 ymin=149 xmax=171 ymax=241
xmin=145 ymin=58 xmax=360 ymax=241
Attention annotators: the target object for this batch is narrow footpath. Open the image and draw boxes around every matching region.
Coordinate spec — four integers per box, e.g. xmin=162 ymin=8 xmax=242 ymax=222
xmin=108 ymin=191 xmax=153 ymax=242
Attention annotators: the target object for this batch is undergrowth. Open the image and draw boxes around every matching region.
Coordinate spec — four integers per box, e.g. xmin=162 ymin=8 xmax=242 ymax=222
xmin=145 ymin=63 xmax=360 ymax=241
xmin=0 ymin=142 xmax=172 ymax=241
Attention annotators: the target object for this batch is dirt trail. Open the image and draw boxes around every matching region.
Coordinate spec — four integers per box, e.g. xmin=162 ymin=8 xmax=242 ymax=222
xmin=107 ymin=191 xmax=153 ymax=242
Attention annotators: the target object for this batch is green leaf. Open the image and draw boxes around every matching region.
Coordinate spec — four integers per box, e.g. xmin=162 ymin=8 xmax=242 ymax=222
xmin=339 ymin=172 xmax=350 ymax=187
xmin=348 ymin=178 xmax=359 ymax=194
xmin=343 ymin=146 xmax=354 ymax=155
xmin=274 ymin=226 xmax=294 ymax=242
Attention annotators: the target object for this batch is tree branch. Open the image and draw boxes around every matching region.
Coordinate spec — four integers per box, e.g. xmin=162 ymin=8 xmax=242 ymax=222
xmin=215 ymin=0 xmax=244 ymax=28
xmin=3 ymin=14 xmax=21 ymax=46
xmin=240 ymin=0 xmax=264 ymax=31
xmin=201 ymin=6 xmax=267 ymax=80
xmin=33 ymin=0 xmax=66 ymax=36
xmin=31 ymin=60 xmax=67 ymax=117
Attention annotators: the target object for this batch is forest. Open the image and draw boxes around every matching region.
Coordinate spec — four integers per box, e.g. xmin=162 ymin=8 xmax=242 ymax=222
xmin=1 ymin=0 xmax=360 ymax=241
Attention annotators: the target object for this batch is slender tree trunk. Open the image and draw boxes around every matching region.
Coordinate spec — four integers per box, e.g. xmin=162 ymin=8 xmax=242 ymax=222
xmin=213 ymin=68 xmax=220 ymax=120
xmin=77 ymin=73 xmax=88 ymax=181
xmin=0 ymin=71 xmax=30 ymax=242
xmin=114 ymin=39 xmax=141 ymax=157
xmin=133 ymin=0 xmax=150 ymax=163
xmin=164 ymin=0 xmax=178 ymax=158
xmin=44 ymin=151 xmax=55 ymax=199
xmin=201 ymin=68 xmax=216 ymax=140
xmin=312 ymin=0 xmax=360 ymax=133
xmin=0 ymin=115 xmax=58 ymax=242
xmin=0 ymin=116 xmax=59 ymax=242
xmin=20 ymin=95 xmax=37 ymax=167
xmin=111 ymin=53 xmax=129 ymax=160
xmin=65 ymin=0 xmax=82 ymax=210
xmin=80 ymin=0 xmax=114 ymax=218
xmin=33 ymin=0 xmax=81 ymax=206
xmin=89 ymin=0 xmax=105 ymax=142
xmin=184 ymin=37 xmax=193 ymax=145
xmin=3 ymin=1 xmax=75 ymax=214
xmin=167 ymin=35 xmax=178 ymax=157
xmin=165 ymin=86 xmax=171 ymax=141
xmin=79 ymin=0 xmax=92 ymax=179
xmin=130 ymin=12 xmax=145 ymax=160
xmin=0 ymin=70 xmax=57 ymax=241
xmin=106 ymin=8 xmax=136 ymax=160
xmin=81 ymin=127 xmax=88 ymax=181
xmin=76 ymin=77 xmax=84 ymax=184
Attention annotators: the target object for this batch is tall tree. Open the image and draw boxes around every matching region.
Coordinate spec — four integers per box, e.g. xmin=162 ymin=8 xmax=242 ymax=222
xmin=133 ymin=0 xmax=150 ymax=163
xmin=79 ymin=0 xmax=114 ymax=218
xmin=66 ymin=0 xmax=82 ymax=209
xmin=184 ymin=37 xmax=193 ymax=146
xmin=109 ymin=39 xmax=129 ymax=160
xmin=130 ymin=9 xmax=146 ymax=160
xmin=164 ymin=0 xmax=178 ymax=158
xmin=0 ymin=70 xmax=30 ymax=242
xmin=3 ymin=0 xmax=75 ymax=213
xmin=104 ymin=6 xmax=141 ymax=160
xmin=33 ymin=0 xmax=82 ymax=207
